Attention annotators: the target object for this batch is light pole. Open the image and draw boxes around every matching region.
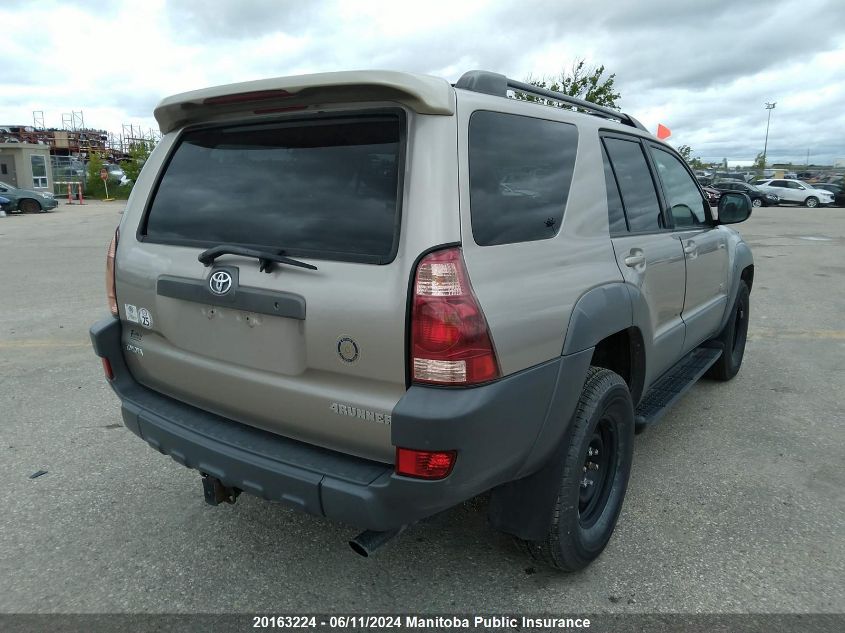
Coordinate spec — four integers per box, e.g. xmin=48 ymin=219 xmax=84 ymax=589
xmin=762 ymin=102 xmax=776 ymax=170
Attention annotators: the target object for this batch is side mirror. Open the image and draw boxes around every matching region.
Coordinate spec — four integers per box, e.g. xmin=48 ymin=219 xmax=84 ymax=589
xmin=717 ymin=192 xmax=752 ymax=224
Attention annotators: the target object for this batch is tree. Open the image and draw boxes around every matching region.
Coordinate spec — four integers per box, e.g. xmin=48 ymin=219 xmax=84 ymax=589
xmin=752 ymin=152 xmax=766 ymax=172
xmin=122 ymin=141 xmax=154 ymax=183
xmin=677 ymin=144 xmax=704 ymax=170
xmin=521 ymin=59 xmax=621 ymax=109
xmin=85 ymin=152 xmax=108 ymax=199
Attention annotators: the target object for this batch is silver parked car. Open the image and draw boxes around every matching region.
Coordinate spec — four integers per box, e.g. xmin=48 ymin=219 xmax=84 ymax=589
xmin=90 ymin=70 xmax=753 ymax=571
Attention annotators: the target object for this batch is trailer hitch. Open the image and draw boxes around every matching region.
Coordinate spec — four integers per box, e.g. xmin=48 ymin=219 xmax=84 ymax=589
xmin=201 ymin=474 xmax=241 ymax=506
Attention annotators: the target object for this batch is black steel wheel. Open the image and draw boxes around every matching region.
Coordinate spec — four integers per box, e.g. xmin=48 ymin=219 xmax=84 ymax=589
xmin=520 ymin=367 xmax=634 ymax=572
xmin=578 ymin=419 xmax=618 ymax=529
xmin=707 ymin=281 xmax=750 ymax=381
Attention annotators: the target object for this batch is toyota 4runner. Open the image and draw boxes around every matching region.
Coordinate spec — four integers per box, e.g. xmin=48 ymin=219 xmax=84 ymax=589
xmin=90 ymin=70 xmax=754 ymax=571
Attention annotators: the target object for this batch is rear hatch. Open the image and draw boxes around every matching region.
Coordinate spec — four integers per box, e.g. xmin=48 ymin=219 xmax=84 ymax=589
xmin=116 ymin=109 xmax=427 ymax=463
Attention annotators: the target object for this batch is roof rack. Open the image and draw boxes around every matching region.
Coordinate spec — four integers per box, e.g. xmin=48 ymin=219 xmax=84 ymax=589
xmin=454 ymin=70 xmax=647 ymax=132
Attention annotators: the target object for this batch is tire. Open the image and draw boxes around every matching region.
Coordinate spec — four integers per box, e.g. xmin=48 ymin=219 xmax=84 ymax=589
xmin=707 ymin=281 xmax=750 ymax=381
xmin=751 ymin=198 xmax=762 ymax=207
xmin=804 ymin=196 xmax=819 ymax=208
xmin=519 ymin=367 xmax=634 ymax=572
xmin=19 ymin=198 xmax=41 ymax=213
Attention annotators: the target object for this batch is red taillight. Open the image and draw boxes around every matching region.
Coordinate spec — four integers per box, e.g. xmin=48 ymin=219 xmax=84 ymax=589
xmin=396 ymin=447 xmax=457 ymax=479
xmin=101 ymin=358 xmax=114 ymax=381
xmin=106 ymin=228 xmax=118 ymax=317
xmin=410 ymin=248 xmax=500 ymax=385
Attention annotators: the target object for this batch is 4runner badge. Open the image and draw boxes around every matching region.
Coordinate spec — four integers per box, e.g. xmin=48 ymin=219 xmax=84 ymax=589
xmin=209 ymin=270 xmax=233 ymax=295
xmin=330 ymin=403 xmax=391 ymax=425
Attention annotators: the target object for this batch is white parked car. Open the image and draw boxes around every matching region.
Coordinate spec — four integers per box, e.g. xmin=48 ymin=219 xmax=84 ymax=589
xmin=755 ymin=179 xmax=834 ymax=208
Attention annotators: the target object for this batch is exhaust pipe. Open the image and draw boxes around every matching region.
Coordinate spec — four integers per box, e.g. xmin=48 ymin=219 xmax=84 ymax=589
xmin=349 ymin=526 xmax=405 ymax=557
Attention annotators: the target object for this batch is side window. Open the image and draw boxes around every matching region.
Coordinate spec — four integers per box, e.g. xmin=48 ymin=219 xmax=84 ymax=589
xmin=770 ymin=180 xmax=787 ymax=187
xmin=601 ymin=144 xmax=628 ymax=233
xmin=650 ymin=147 xmax=708 ymax=227
xmin=603 ymin=137 xmax=663 ymax=233
xmin=468 ymin=111 xmax=578 ymax=246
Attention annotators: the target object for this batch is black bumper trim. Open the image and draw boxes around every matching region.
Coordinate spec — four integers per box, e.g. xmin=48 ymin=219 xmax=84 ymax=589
xmin=90 ymin=316 xmax=589 ymax=530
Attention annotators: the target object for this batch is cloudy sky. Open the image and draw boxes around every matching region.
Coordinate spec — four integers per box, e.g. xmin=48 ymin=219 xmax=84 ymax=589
xmin=2 ymin=0 xmax=844 ymax=166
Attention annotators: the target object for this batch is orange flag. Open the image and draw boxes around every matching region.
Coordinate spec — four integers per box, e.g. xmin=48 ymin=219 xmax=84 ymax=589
xmin=656 ymin=124 xmax=671 ymax=140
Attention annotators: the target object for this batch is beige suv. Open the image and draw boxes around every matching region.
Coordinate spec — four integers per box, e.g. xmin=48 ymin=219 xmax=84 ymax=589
xmin=91 ymin=70 xmax=754 ymax=571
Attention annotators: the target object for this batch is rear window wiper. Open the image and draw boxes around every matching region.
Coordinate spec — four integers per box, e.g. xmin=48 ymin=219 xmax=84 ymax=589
xmin=198 ymin=245 xmax=318 ymax=273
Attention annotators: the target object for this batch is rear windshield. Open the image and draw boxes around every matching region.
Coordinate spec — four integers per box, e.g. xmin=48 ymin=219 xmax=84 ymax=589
xmin=143 ymin=113 xmax=404 ymax=264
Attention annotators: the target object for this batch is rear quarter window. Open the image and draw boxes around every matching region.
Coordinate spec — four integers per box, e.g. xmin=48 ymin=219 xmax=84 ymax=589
xmin=468 ymin=111 xmax=578 ymax=246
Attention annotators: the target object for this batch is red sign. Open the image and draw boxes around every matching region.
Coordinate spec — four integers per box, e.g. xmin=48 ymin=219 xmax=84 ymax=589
xmin=99 ymin=168 xmax=108 ymax=181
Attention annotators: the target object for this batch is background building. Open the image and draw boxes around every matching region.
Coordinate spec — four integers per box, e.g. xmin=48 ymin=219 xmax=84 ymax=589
xmin=0 ymin=142 xmax=53 ymax=191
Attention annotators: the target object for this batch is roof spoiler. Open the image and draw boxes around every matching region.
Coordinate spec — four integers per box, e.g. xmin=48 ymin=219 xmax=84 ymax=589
xmin=154 ymin=71 xmax=456 ymax=134
xmin=454 ymin=70 xmax=647 ymax=131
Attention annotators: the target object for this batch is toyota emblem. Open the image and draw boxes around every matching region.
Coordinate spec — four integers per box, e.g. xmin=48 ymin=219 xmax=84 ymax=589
xmin=209 ymin=270 xmax=233 ymax=295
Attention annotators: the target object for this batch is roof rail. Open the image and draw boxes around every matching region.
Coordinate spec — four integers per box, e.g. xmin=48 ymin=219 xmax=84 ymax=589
xmin=454 ymin=70 xmax=647 ymax=132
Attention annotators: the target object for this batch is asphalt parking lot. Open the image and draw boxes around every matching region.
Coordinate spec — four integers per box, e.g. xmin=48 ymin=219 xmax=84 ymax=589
xmin=0 ymin=201 xmax=843 ymax=615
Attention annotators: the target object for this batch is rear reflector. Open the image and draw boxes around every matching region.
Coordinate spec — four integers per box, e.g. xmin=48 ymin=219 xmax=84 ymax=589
xmin=101 ymin=358 xmax=114 ymax=381
xmin=396 ymin=448 xmax=457 ymax=479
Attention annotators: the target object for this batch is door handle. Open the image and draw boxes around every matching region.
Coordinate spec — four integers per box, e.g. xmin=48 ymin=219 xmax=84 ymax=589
xmin=683 ymin=241 xmax=697 ymax=255
xmin=624 ymin=253 xmax=645 ymax=267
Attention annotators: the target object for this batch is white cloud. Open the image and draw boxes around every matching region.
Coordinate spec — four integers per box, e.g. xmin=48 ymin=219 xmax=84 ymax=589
xmin=1 ymin=0 xmax=843 ymax=164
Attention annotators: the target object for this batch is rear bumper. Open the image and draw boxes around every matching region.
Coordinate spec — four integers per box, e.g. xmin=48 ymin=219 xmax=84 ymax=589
xmin=90 ymin=317 xmax=590 ymax=530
